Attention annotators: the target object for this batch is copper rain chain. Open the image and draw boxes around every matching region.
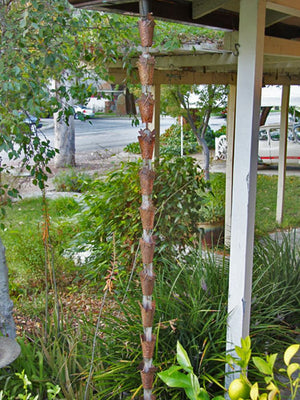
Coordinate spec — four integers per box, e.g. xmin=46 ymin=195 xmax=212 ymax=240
xmin=136 ymin=10 xmax=157 ymax=400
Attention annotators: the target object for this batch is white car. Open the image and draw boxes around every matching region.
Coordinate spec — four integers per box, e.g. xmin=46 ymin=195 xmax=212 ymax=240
xmin=258 ymin=124 xmax=300 ymax=165
xmin=73 ymin=105 xmax=95 ymax=119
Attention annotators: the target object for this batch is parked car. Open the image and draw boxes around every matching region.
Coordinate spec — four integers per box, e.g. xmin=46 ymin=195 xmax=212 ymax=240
xmin=20 ymin=113 xmax=43 ymax=133
xmin=258 ymin=124 xmax=300 ymax=165
xmin=73 ymin=105 xmax=95 ymax=119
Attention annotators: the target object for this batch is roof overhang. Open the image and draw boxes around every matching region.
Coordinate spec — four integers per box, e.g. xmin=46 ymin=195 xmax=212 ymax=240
xmin=68 ymin=0 xmax=300 ymax=40
xmin=68 ymin=0 xmax=300 ymax=85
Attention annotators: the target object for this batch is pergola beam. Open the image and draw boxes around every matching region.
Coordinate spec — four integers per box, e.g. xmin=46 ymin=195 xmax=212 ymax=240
xmin=108 ymin=67 xmax=300 ymax=86
xmin=224 ymin=32 xmax=300 ymax=57
xmin=193 ymin=0 xmax=231 ymax=19
xmin=266 ymin=0 xmax=300 ymax=17
xmin=265 ymin=9 xmax=290 ymax=27
xmin=265 ymin=36 xmax=300 ymax=57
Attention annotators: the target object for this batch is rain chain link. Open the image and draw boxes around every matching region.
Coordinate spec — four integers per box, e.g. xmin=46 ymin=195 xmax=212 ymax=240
xmin=136 ymin=12 xmax=157 ymax=400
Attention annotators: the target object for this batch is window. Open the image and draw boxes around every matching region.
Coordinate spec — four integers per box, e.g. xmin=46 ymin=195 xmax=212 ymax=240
xmin=259 ymin=129 xmax=268 ymax=141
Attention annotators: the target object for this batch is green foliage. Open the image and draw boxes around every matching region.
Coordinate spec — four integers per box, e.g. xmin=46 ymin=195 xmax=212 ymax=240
xmin=255 ymin=175 xmax=300 ymax=234
xmin=123 ymin=142 xmax=141 ymax=154
xmin=0 ymin=320 xmax=95 ymax=399
xmin=160 ymin=124 xmax=201 ymax=156
xmin=52 ymin=169 xmax=94 ymax=192
xmin=204 ymin=126 xmax=224 ymax=149
xmin=158 ymin=342 xmax=225 ymax=400
xmin=89 ymin=234 xmax=298 ymax=398
xmin=69 ymin=157 xmax=207 ymax=281
xmin=198 ymin=174 xmax=225 ymax=223
xmin=2 ymin=197 xmax=80 ymax=312
xmin=0 ymin=369 xmax=60 ymax=400
xmin=227 ymin=337 xmax=300 ymax=400
xmin=159 ymin=338 xmax=300 ymax=400
xmin=0 ymin=221 xmax=298 ymax=399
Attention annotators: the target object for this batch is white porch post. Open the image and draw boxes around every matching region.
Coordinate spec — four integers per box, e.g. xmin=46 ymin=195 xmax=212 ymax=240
xmin=276 ymin=85 xmax=290 ymax=224
xmin=225 ymin=84 xmax=237 ymax=247
xmin=225 ymin=0 xmax=266 ymax=385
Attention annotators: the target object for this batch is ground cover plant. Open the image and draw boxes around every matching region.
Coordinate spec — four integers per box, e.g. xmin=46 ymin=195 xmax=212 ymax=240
xmin=1 ymin=222 xmax=298 ymax=398
xmin=0 ymin=161 xmax=299 ymax=398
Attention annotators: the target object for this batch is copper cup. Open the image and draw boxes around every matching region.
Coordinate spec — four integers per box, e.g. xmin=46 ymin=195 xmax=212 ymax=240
xmin=139 ymin=167 xmax=155 ymax=195
xmin=138 ymin=128 xmax=155 ymax=160
xmin=137 ymin=54 xmax=155 ymax=86
xmin=140 ymin=366 xmax=156 ymax=389
xmin=139 ymin=301 xmax=156 ymax=327
xmin=140 ymin=237 xmax=155 ymax=264
xmin=140 ymin=270 xmax=156 ymax=296
xmin=139 ymin=204 xmax=156 ymax=230
xmin=137 ymin=93 xmax=155 ymax=124
xmin=140 ymin=334 xmax=156 ymax=359
xmin=138 ymin=14 xmax=155 ymax=47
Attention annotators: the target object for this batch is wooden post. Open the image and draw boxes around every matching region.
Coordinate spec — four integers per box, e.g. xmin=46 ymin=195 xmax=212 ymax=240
xmin=225 ymin=0 xmax=266 ymax=386
xmin=276 ymin=85 xmax=290 ymax=224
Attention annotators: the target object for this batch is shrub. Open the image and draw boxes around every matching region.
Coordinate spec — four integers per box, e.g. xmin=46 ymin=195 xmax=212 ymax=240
xmin=161 ymin=124 xmax=200 ymax=156
xmin=69 ymin=156 xmax=207 ymax=282
xmin=124 ymin=142 xmax=141 ymax=154
xmin=53 ymin=169 xmax=94 ymax=193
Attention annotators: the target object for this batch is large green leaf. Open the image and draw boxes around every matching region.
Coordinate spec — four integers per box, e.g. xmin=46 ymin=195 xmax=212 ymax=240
xmin=158 ymin=366 xmax=191 ymax=388
xmin=177 ymin=341 xmax=193 ymax=372
xmin=252 ymin=357 xmax=272 ymax=375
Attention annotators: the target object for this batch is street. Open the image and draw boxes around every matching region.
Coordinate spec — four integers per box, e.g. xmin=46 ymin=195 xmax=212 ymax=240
xmin=41 ymin=116 xmax=178 ymax=153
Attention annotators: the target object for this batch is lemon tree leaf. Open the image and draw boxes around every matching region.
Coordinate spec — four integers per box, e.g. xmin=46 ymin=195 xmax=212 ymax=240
xmin=259 ymin=393 xmax=268 ymax=400
xmin=253 ymin=357 xmax=272 ymax=375
xmin=250 ymin=382 xmax=259 ymax=400
xmin=268 ymin=389 xmax=278 ymax=400
xmin=287 ymin=363 xmax=300 ymax=379
xmin=284 ymin=344 xmax=300 ymax=366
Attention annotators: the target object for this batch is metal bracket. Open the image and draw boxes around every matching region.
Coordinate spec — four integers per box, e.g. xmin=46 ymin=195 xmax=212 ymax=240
xmin=233 ymin=43 xmax=240 ymax=57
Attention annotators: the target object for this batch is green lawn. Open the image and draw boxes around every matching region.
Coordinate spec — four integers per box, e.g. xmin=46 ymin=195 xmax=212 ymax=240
xmin=255 ymin=174 xmax=300 ymax=235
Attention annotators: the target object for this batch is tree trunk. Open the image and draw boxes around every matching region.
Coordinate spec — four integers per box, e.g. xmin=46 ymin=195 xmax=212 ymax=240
xmin=260 ymin=106 xmax=272 ymax=126
xmin=54 ymin=112 xmax=76 ymax=167
xmin=0 ymin=237 xmax=16 ymax=338
xmin=198 ymin=136 xmax=210 ymax=181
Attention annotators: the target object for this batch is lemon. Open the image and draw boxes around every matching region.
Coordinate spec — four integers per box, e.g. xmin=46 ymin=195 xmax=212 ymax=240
xmin=228 ymin=378 xmax=250 ymax=400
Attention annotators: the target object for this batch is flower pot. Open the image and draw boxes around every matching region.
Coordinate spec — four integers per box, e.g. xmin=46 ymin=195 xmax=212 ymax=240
xmin=139 ymin=167 xmax=155 ymax=195
xmin=140 ymin=270 xmax=156 ymax=296
xmin=138 ymin=128 xmax=156 ymax=159
xmin=137 ymin=93 xmax=155 ymax=124
xmin=198 ymin=220 xmax=224 ymax=248
xmin=138 ymin=13 xmax=155 ymax=47
xmin=140 ymin=366 xmax=156 ymax=389
xmin=140 ymin=237 xmax=155 ymax=264
xmin=140 ymin=334 xmax=156 ymax=359
xmin=137 ymin=54 xmax=155 ymax=85
xmin=139 ymin=301 xmax=156 ymax=327
xmin=139 ymin=203 xmax=156 ymax=230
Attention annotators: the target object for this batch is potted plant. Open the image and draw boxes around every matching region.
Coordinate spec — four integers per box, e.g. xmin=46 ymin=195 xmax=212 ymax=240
xmin=197 ymin=175 xmax=225 ymax=247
